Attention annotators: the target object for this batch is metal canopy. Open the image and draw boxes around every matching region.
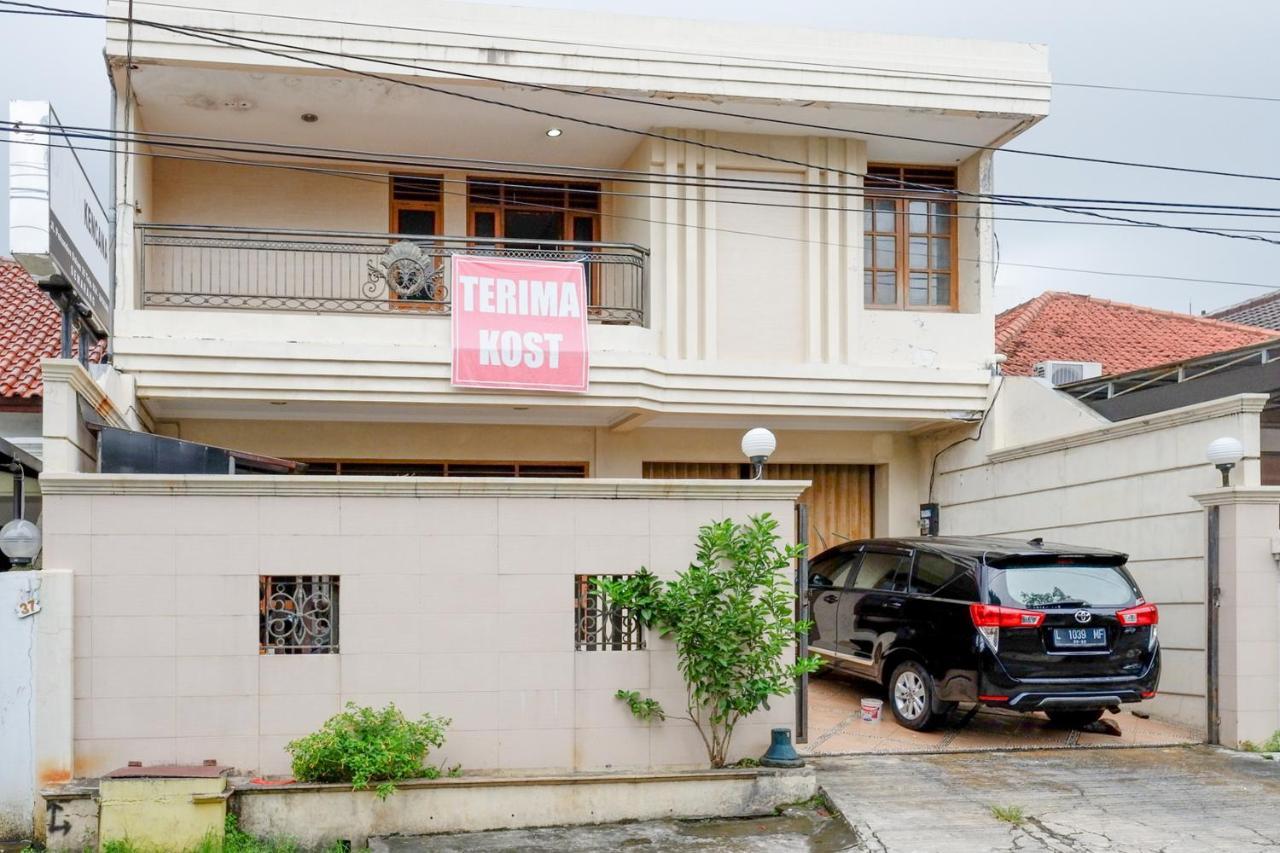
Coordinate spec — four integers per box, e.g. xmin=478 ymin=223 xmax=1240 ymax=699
xmin=1057 ymin=339 xmax=1280 ymax=421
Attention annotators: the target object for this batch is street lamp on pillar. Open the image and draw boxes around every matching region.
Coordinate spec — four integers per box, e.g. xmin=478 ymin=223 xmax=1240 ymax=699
xmin=1206 ymin=437 xmax=1244 ymax=487
xmin=741 ymin=428 xmax=776 ymax=480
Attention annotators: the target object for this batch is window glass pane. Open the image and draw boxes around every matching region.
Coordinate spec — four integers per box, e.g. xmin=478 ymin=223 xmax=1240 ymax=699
xmin=912 ymin=552 xmax=976 ymax=600
xmin=874 ymin=199 xmax=896 ymax=232
xmin=853 ymin=552 xmax=910 ymax=592
xmin=930 ymin=202 xmax=953 ymax=235
xmin=875 ymin=236 xmax=896 ymax=269
xmin=473 ymin=211 xmax=496 ymax=238
xmin=863 ymin=235 xmax=873 ymax=263
xmin=908 ymin=237 xmax=928 ymax=268
xmin=908 ymin=200 xmax=928 ymax=233
xmin=933 ymin=274 xmax=951 ymax=306
xmin=396 ymin=209 xmax=436 ymax=236
xmin=875 ymin=271 xmax=896 ymax=305
xmin=908 ymin=272 xmax=929 ymax=305
xmin=572 ymin=215 xmax=594 ymax=242
xmin=931 ymin=237 xmax=951 ymax=270
xmin=863 ymin=270 xmax=873 ymax=304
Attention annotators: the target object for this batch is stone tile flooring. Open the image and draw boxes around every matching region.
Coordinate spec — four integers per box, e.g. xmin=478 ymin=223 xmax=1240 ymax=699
xmin=816 ymin=745 xmax=1280 ymax=851
xmin=802 ymin=672 xmax=1198 ymax=755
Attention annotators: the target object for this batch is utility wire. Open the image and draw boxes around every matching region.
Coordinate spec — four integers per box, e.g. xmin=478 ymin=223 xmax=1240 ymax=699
xmin=9 ymin=120 xmax=1280 ymax=226
xmin=4 ymin=0 xmax=1280 ymax=189
xmin=9 ymin=129 xmax=1280 ymax=293
xmin=112 ymin=0 xmax=1280 ymax=107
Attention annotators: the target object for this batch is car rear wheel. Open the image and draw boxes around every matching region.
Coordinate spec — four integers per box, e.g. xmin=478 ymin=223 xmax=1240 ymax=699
xmin=888 ymin=661 xmax=948 ymax=731
xmin=1046 ymin=709 xmax=1105 ymax=729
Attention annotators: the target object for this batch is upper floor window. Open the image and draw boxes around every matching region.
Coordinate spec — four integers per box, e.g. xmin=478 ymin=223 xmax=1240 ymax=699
xmin=863 ymin=165 xmax=956 ymax=310
xmin=390 ymin=174 xmax=443 ymax=236
xmin=467 ymin=178 xmax=601 ymax=246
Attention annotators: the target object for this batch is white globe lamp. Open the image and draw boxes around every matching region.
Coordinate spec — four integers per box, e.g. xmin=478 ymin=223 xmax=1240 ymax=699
xmin=1206 ymin=436 xmax=1245 ymax=487
xmin=0 ymin=518 xmax=42 ymax=568
xmin=741 ymin=428 xmax=777 ymax=480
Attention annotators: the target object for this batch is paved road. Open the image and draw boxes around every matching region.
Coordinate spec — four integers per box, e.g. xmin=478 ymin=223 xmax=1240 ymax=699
xmin=817 ymin=745 xmax=1280 ymax=852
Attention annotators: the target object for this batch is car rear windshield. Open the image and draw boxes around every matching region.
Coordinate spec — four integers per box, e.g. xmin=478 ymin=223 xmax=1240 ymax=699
xmin=986 ymin=563 xmax=1140 ymax=609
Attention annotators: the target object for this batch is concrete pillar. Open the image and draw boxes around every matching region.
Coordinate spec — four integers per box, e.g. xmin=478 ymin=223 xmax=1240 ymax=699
xmin=1194 ymin=488 xmax=1280 ymax=747
xmin=0 ymin=570 xmax=73 ymax=843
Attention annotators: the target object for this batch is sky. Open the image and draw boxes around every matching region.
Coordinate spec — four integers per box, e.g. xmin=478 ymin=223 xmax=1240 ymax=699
xmin=2 ymin=0 xmax=1277 ymax=315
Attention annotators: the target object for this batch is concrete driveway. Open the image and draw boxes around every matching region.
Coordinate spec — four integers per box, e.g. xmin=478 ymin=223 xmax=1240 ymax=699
xmin=817 ymin=745 xmax=1280 ymax=852
xmin=804 ymin=673 xmax=1197 ymax=754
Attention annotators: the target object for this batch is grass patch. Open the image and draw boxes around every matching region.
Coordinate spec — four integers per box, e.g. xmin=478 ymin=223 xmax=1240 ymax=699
xmin=990 ymin=804 xmax=1026 ymax=827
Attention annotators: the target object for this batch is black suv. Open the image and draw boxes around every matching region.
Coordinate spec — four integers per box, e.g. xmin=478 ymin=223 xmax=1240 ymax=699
xmin=806 ymin=536 xmax=1160 ymax=730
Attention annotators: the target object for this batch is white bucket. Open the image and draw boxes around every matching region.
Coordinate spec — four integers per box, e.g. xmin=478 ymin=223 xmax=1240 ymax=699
xmin=861 ymin=698 xmax=884 ymax=722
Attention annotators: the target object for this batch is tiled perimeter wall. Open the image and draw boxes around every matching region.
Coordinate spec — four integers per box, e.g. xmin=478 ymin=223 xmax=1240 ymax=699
xmin=40 ymin=484 xmax=799 ymax=776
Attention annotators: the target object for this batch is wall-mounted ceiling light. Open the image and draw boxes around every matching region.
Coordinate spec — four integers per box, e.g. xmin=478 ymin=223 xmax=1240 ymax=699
xmin=545 ymin=127 xmax=563 ymax=138
xmin=301 ymin=113 xmax=319 ymax=123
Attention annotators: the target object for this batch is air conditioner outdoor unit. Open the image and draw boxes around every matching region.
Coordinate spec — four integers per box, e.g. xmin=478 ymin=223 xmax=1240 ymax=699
xmin=1033 ymin=360 xmax=1103 ymax=386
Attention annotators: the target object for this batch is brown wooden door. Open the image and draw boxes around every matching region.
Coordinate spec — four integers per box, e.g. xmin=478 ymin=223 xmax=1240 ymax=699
xmin=762 ymin=464 xmax=873 ymax=556
xmin=642 ymin=462 xmax=873 ymax=556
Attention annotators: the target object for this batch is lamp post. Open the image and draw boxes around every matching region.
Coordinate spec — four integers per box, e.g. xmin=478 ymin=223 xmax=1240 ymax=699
xmin=740 ymin=428 xmax=777 ymax=480
xmin=1206 ymin=436 xmax=1244 ymax=487
xmin=0 ymin=518 xmax=42 ymax=569
xmin=1202 ymin=436 xmax=1243 ymax=746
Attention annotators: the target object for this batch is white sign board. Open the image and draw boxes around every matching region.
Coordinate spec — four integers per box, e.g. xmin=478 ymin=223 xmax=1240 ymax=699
xmin=8 ymin=100 xmax=112 ymax=336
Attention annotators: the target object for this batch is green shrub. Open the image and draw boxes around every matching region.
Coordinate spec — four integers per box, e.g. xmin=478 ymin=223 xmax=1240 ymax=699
xmin=597 ymin=514 xmax=822 ymax=767
xmin=286 ymin=702 xmax=451 ymax=798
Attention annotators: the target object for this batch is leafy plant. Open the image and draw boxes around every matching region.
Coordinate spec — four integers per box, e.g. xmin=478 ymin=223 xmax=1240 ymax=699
xmin=1240 ymin=730 xmax=1280 ymax=753
xmin=596 ymin=514 xmax=822 ymax=767
xmin=286 ymin=702 xmax=451 ymax=798
xmin=990 ymin=804 xmax=1026 ymax=826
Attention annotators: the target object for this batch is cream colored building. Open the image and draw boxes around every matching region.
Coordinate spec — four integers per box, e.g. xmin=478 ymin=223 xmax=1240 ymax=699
xmin=11 ymin=0 xmax=1060 ymax=821
xmin=96 ymin=0 xmax=1050 ymax=545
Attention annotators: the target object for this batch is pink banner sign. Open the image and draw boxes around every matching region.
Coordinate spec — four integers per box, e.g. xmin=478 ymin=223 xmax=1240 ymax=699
xmin=450 ymin=255 xmax=589 ymax=392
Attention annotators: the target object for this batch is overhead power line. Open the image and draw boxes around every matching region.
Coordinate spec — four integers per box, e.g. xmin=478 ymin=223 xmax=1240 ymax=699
xmin=9 ymin=130 xmax=1280 ymax=294
xmin=9 ymin=120 xmax=1280 ymax=225
xmin=3 ymin=0 xmax=1279 ymax=187
xmin=119 ymin=0 xmax=1280 ymax=106
xmin=8 ymin=2 xmax=1279 ymax=248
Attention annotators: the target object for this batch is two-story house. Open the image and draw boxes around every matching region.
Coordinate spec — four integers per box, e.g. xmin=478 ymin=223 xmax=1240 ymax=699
xmin=99 ymin=0 xmax=1048 ymax=547
xmin=14 ymin=0 xmax=1052 ymax=800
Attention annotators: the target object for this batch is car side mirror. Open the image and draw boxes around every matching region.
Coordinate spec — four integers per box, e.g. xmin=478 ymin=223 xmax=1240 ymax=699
xmin=809 ymin=573 xmax=833 ymax=589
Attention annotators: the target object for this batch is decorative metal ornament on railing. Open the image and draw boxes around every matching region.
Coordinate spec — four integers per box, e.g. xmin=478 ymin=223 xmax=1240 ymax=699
xmin=363 ymin=240 xmax=442 ymax=299
xmin=259 ymin=576 xmax=339 ymax=654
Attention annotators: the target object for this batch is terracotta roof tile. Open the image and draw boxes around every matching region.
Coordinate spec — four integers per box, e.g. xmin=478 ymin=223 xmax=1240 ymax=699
xmin=995 ymin=291 xmax=1278 ymax=377
xmin=0 ymin=258 xmax=103 ymax=400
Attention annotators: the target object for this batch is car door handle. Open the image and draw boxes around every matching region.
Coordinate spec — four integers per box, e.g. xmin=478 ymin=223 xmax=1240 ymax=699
xmin=885 ymin=599 xmax=904 ymax=609
xmin=822 ymin=594 xmax=839 ymax=603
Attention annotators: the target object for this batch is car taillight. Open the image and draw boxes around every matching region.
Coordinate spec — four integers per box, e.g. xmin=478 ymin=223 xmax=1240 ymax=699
xmin=1116 ymin=602 xmax=1158 ymax=626
xmin=969 ymin=603 xmax=1045 ymax=628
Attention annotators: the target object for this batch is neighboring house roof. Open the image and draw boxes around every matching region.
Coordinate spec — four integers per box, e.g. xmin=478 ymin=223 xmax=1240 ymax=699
xmin=1206 ymin=290 xmax=1280 ymax=331
xmin=996 ymin=291 xmax=1278 ymax=377
xmin=0 ymin=258 xmax=101 ymax=401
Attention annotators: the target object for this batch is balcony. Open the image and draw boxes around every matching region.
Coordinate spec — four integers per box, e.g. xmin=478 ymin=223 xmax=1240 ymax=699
xmin=137 ymin=224 xmax=648 ymax=326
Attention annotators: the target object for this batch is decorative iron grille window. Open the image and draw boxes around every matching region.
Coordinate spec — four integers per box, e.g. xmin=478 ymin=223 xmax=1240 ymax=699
xmin=575 ymin=574 xmax=645 ymax=651
xmin=259 ymin=576 xmax=339 ymax=654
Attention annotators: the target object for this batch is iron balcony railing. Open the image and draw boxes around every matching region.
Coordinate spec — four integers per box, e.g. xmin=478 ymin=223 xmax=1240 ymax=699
xmin=138 ymin=224 xmax=648 ymax=326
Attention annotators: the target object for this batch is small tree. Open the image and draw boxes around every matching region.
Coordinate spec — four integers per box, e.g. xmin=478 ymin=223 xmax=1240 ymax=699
xmin=597 ymin=514 xmax=821 ymax=767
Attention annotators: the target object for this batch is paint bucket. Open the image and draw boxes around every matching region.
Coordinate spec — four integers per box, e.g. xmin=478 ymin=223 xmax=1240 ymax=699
xmin=861 ymin=698 xmax=883 ymax=723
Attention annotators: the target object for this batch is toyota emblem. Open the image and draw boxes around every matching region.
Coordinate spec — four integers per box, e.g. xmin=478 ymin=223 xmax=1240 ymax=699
xmin=1074 ymin=610 xmax=1092 ymax=624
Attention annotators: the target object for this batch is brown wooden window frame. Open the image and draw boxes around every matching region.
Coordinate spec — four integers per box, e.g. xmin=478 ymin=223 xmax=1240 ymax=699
xmin=388 ymin=174 xmax=445 ymax=308
xmin=863 ymin=164 xmax=958 ymax=312
xmin=466 ymin=176 xmax=604 ymax=308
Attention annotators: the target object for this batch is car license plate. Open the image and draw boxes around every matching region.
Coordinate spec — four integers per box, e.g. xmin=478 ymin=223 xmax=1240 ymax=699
xmin=1052 ymin=627 xmax=1108 ymax=648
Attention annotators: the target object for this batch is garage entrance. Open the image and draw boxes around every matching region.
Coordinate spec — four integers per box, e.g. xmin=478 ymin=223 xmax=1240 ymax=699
xmin=642 ymin=462 xmax=874 ymax=550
